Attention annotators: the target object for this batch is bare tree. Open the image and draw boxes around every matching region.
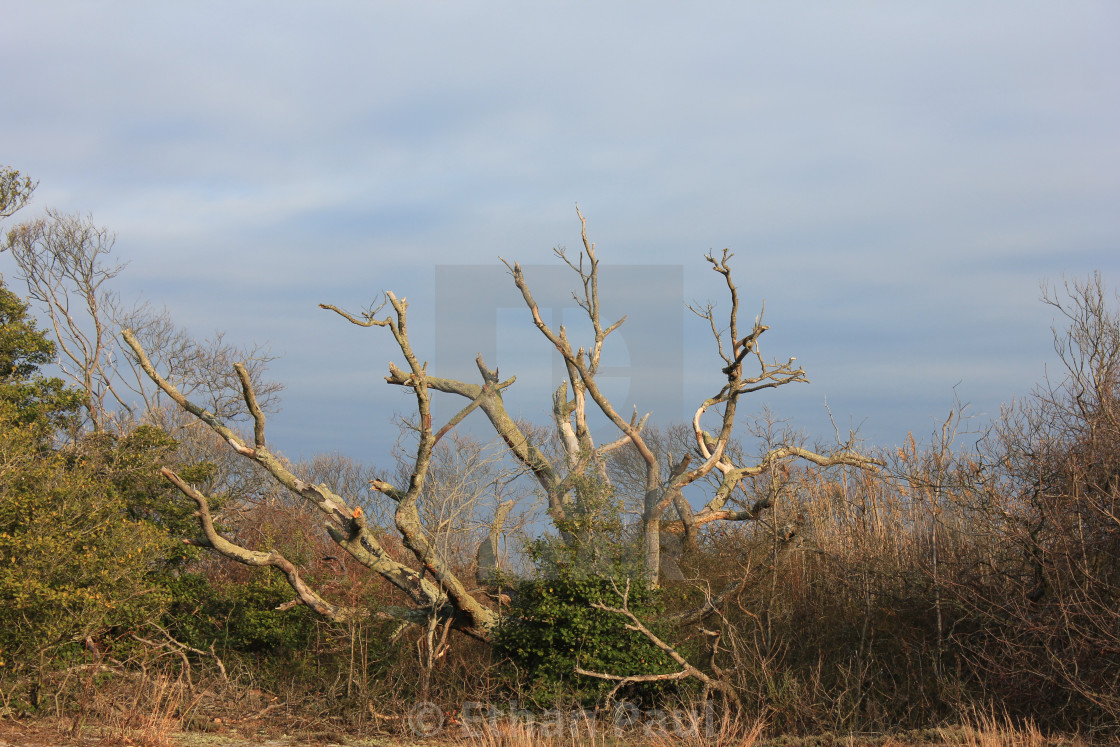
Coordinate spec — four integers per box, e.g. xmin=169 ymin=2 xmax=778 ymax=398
xmin=124 ymin=209 xmax=880 ymax=642
xmin=948 ymin=273 xmax=1120 ymax=724
xmin=392 ymin=429 xmax=541 ymax=574
xmin=502 ymin=212 xmax=880 ymax=584
xmin=3 ymin=209 xmax=281 ymax=432
xmin=113 ymin=298 xmax=283 ymax=427
xmin=3 ymin=210 xmax=125 ymax=430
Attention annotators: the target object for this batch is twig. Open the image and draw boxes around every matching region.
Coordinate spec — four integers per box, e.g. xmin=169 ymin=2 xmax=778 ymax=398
xmin=574 ymin=579 xmax=741 ymax=706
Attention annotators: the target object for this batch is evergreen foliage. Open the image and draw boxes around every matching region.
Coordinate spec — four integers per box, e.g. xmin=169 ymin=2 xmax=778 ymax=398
xmin=494 ymin=478 xmax=682 ymax=706
xmin=0 ymin=283 xmax=84 ymax=428
xmin=0 ymin=280 xmax=175 ymax=675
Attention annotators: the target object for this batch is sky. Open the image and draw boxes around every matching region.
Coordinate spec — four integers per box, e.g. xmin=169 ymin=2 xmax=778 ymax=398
xmin=2 ymin=2 xmax=1119 ymax=471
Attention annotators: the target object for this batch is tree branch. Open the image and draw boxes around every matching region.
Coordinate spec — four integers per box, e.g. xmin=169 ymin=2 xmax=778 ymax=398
xmin=575 ymin=579 xmax=740 ymax=705
xmin=234 ymin=361 xmax=265 ymax=448
xmin=122 ymin=328 xmax=452 ymax=616
xmin=162 ymin=467 xmax=352 ymax=622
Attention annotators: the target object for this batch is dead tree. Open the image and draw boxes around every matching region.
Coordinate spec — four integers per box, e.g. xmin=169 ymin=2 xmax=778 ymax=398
xmin=501 ymin=210 xmax=879 ymax=585
xmin=5 ymin=211 xmax=125 ymax=431
xmin=124 ymin=210 xmax=879 ymax=639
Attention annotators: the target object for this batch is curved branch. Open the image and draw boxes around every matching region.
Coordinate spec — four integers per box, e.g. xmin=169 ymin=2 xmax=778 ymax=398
xmin=575 ymin=580 xmax=740 ymax=705
xmin=122 ymin=328 xmax=448 ymax=614
xmin=233 ymin=361 xmax=265 ymax=448
xmin=162 ymin=467 xmax=351 ymax=622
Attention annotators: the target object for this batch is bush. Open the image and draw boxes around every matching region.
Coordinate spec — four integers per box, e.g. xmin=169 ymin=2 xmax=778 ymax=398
xmin=0 ymin=282 xmax=180 ymax=681
xmin=495 ymin=483 xmax=684 ymax=707
xmin=495 ymin=567 xmax=680 ymax=707
xmin=164 ymin=570 xmax=317 ymax=656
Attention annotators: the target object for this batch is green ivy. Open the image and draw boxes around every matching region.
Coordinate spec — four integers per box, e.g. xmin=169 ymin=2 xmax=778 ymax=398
xmin=495 ymin=568 xmax=682 ymax=706
xmin=494 ymin=476 xmax=685 ymax=706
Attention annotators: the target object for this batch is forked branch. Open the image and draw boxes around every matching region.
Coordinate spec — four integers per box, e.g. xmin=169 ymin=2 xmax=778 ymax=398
xmin=574 ymin=579 xmax=740 ymax=705
xmin=122 ymin=328 xmax=460 ymax=624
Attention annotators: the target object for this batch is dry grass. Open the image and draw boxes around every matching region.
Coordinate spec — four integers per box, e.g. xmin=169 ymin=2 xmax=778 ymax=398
xmin=98 ymin=669 xmax=196 ymax=747
xmin=448 ymin=703 xmax=767 ymax=747
xmin=49 ymin=665 xmax=204 ymax=747
xmin=0 ymin=703 xmax=1100 ymax=747
xmin=935 ymin=710 xmax=1085 ymax=747
xmin=451 ymin=715 xmax=612 ymax=747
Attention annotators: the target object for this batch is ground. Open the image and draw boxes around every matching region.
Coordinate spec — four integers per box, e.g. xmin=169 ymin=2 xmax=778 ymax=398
xmin=0 ymin=717 xmax=432 ymax=747
xmin=0 ymin=715 xmax=1093 ymax=747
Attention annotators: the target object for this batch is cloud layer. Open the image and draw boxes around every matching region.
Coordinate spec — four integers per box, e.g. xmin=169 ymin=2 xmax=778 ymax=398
xmin=3 ymin=1 xmax=1119 ymax=464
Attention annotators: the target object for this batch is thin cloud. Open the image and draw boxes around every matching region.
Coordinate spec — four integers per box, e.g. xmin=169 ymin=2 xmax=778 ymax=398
xmin=1 ymin=1 xmax=1118 ymax=462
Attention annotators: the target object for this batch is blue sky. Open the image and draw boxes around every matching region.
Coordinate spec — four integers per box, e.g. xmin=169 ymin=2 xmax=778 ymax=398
xmin=2 ymin=2 xmax=1119 ymax=469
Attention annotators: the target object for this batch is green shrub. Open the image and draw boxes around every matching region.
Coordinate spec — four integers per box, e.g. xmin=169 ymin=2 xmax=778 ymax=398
xmin=494 ymin=567 xmax=681 ymax=707
xmin=494 ymin=478 xmax=685 ymax=706
xmin=0 ymin=282 xmax=180 ymax=677
xmin=164 ymin=570 xmax=317 ymax=656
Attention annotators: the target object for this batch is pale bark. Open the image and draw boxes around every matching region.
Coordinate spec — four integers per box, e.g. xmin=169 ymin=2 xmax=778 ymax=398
xmin=122 ymin=328 xmax=495 ymax=636
xmin=123 ymin=211 xmax=882 ymax=645
xmin=505 ymin=240 xmax=881 ymax=585
xmin=574 ymin=579 xmax=740 ymax=705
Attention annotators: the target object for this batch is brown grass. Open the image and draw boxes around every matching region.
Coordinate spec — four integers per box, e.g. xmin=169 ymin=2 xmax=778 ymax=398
xmin=98 ymin=669 xmax=196 ymax=747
